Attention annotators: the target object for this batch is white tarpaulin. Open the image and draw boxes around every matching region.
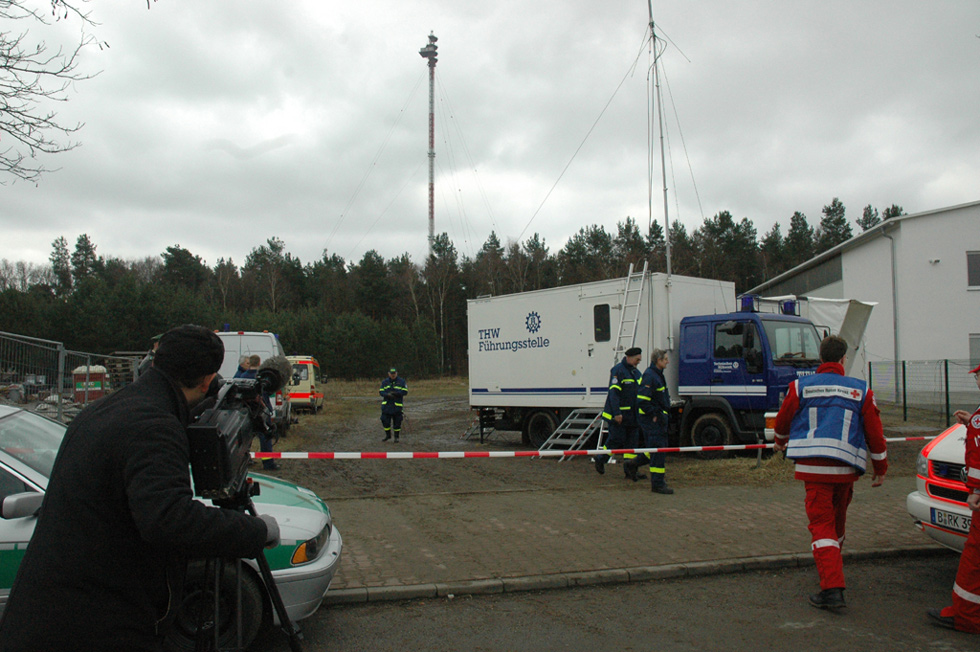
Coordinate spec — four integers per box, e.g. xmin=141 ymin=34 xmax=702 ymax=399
xmin=758 ymin=296 xmax=876 ymax=379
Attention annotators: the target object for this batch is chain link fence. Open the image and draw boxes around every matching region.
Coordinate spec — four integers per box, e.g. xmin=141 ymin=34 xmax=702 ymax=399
xmin=869 ymin=359 xmax=978 ymax=429
xmin=0 ymin=331 xmax=141 ymax=422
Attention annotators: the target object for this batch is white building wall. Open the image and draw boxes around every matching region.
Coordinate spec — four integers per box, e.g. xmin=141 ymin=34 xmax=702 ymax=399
xmin=892 ymin=207 xmax=980 ymax=362
xmin=840 ymin=234 xmax=895 ymax=364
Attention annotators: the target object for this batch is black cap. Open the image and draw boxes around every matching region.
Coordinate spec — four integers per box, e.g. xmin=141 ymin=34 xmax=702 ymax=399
xmin=625 ymin=347 xmax=642 ymax=357
xmin=153 ymin=325 xmax=224 ymax=388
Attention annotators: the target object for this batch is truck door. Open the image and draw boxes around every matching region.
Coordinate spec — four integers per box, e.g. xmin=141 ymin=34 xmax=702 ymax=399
xmin=712 ymin=320 xmax=767 ymax=414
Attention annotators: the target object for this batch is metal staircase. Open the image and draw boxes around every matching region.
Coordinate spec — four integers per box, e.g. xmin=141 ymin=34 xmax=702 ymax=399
xmin=538 ymin=262 xmax=648 ymax=460
xmin=536 ymin=409 xmax=602 ymax=462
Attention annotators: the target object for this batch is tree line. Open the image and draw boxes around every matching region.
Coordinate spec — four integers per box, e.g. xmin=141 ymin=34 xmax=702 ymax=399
xmin=0 ymin=198 xmax=903 ymax=379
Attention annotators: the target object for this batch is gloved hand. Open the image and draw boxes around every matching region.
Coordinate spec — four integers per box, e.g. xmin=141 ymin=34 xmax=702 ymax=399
xmin=259 ymin=513 xmax=280 ymax=548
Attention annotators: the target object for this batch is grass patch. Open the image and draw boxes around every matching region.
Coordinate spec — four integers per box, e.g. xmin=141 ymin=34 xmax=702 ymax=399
xmin=323 ymin=377 xmax=468 ymax=399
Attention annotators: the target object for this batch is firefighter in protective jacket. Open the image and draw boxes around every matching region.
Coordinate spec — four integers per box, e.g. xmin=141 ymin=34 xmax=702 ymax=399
xmin=380 ymin=367 xmax=408 ymax=442
xmin=595 ymin=347 xmax=642 ymax=477
xmin=774 ymin=335 xmax=887 ymax=611
xmin=928 ymin=362 xmax=980 ymax=633
xmin=636 ymin=349 xmax=673 ymax=494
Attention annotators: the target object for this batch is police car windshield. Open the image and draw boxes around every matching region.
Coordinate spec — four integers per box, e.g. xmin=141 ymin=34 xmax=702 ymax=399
xmin=0 ymin=409 xmax=66 ymax=479
xmin=761 ymin=319 xmax=821 ymax=366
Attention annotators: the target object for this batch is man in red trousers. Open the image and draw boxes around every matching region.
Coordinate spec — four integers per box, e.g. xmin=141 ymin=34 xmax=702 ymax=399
xmin=928 ymin=362 xmax=980 ymax=633
xmin=774 ymin=335 xmax=887 ymax=610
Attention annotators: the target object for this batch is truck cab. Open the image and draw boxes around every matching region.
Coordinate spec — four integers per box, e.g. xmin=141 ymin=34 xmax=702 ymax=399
xmin=677 ymin=296 xmax=821 ymax=447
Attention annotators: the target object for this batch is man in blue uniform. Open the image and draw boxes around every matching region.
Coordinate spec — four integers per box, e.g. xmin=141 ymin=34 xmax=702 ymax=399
xmin=635 ymin=348 xmax=674 ymax=493
xmin=380 ymin=367 xmax=408 ymax=442
xmin=595 ymin=347 xmax=642 ymax=476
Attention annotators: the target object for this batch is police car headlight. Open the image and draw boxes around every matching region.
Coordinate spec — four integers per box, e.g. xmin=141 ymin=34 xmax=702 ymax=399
xmin=915 ymin=450 xmax=928 ymax=478
xmin=291 ymin=522 xmax=330 ymax=565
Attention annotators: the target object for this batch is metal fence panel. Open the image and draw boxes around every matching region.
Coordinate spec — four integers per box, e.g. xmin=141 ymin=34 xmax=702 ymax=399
xmin=0 ymin=331 xmax=140 ymax=421
xmin=870 ymin=359 xmax=977 ymax=428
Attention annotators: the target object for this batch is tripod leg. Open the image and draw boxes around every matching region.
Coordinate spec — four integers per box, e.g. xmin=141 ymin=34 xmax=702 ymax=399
xmin=247 ymin=499 xmax=304 ymax=652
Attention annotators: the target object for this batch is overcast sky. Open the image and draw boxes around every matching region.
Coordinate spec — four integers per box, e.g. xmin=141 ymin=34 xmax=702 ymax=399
xmin=4 ymin=0 xmax=979 ymax=271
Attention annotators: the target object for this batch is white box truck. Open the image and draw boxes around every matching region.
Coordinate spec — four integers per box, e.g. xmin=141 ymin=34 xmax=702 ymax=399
xmin=468 ymin=272 xmax=736 ymax=446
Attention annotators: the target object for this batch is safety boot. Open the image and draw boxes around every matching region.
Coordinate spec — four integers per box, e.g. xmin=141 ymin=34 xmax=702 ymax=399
xmin=594 ymin=457 xmax=605 ymax=475
xmin=808 ymin=588 xmax=845 ymax=610
xmin=382 ymin=433 xmax=391 ymax=442
xmin=651 ymin=484 xmax=674 ymax=494
xmin=926 ymin=608 xmax=957 ymax=630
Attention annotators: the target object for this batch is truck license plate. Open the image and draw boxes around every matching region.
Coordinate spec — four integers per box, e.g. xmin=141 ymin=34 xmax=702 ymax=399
xmin=931 ymin=507 xmax=972 ymax=533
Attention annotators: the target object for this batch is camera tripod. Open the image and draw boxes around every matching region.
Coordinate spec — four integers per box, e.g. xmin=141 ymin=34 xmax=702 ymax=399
xmin=191 ymin=481 xmax=304 ymax=652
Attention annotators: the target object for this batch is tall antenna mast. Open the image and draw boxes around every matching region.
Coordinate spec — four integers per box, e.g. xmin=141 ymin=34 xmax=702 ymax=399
xmin=419 ymin=32 xmax=439 ymax=258
xmin=648 ymin=2 xmax=674 ymax=348
xmin=648 ymin=2 xmax=672 ymax=277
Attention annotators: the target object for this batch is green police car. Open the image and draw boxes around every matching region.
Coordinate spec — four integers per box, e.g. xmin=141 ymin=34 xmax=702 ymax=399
xmin=0 ymin=403 xmax=342 ymax=650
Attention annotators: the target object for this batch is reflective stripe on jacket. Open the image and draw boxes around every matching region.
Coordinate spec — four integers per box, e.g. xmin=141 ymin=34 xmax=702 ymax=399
xmin=602 ymin=358 xmax=641 ymax=425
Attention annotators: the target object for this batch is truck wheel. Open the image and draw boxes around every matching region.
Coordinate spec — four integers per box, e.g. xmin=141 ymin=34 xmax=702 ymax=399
xmin=165 ymin=561 xmax=265 ymax=652
xmin=524 ymin=410 xmax=559 ymax=448
xmin=690 ymin=413 xmax=733 ymax=459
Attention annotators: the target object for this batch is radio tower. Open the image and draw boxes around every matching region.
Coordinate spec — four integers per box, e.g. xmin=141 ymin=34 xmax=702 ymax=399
xmin=419 ymin=32 xmax=438 ymax=258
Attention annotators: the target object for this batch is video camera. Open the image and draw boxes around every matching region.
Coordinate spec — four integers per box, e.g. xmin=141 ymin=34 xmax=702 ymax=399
xmin=187 ymin=356 xmax=291 ymax=502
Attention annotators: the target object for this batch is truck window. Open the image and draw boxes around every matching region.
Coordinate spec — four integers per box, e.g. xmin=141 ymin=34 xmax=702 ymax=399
xmin=761 ymin=320 xmax=821 ymax=363
xmin=683 ymin=324 xmax=709 ymax=360
xmin=714 ymin=323 xmax=745 ymax=359
xmin=594 ymin=304 xmax=610 ymax=342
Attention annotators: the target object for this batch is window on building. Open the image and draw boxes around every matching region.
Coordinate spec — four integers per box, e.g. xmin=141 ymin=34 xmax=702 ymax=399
xmin=968 ymin=252 xmax=980 ymax=288
xmin=593 ymin=304 xmax=610 ymax=342
xmin=971 ymin=334 xmax=980 ymax=368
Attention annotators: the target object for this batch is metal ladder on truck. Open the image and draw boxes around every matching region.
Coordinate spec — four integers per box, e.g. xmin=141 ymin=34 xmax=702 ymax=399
xmin=537 ymin=262 xmax=648 ymax=461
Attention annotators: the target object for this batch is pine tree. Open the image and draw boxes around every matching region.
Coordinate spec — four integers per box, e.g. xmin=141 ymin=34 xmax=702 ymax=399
xmin=857 ymin=204 xmax=880 ymax=231
xmin=816 ymin=198 xmax=852 ymax=253
xmin=49 ymin=236 xmax=73 ymax=297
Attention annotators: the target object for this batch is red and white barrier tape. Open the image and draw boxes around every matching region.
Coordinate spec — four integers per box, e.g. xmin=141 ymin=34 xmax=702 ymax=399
xmin=251 ymin=435 xmax=935 ymax=460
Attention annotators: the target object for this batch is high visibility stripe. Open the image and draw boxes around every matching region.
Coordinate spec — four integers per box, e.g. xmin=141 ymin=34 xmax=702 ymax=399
xmin=954 ymin=582 xmax=980 ymax=604
xmin=609 ymin=384 xmax=622 ymax=391
xmin=794 ymin=464 xmax=855 ymax=476
xmin=638 ymin=396 xmax=651 ymax=401
xmin=969 ymin=468 xmax=980 ymax=481
xmin=841 ymin=410 xmax=853 ymax=441
xmin=807 ymin=408 xmax=818 ymax=438
xmin=620 ymin=406 xmax=632 ymax=410
xmin=602 ymin=412 xmax=613 ymax=420
xmin=650 ymin=467 xmax=665 ymax=474
xmin=812 ymin=538 xmax=840 ymax=550
xmin=622 ymin=379 xmax=636 ymax=384
xmin=870 ymin=451 xmax=887 ymax=461
xmin=677 ymin=385 xmax=767 ymax=396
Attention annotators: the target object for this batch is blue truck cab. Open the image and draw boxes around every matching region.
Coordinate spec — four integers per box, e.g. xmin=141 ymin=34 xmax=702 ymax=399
xmin=676 ymin=297 xmax=822 ymax=447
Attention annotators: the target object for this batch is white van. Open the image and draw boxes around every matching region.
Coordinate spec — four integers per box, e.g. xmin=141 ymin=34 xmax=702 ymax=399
xmin=215 ymin=330 xmax=292 ymax=435
xmin=286 ymin=355 xmax=325 ymax=413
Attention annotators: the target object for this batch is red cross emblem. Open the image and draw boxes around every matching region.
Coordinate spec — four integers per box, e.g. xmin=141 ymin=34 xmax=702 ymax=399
xmin=851 ymin=389 xmax=860 ymax=398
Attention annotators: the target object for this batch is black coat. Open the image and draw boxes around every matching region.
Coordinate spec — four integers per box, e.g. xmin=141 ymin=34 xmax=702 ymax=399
xmin=0 ymin=368 xmax=268 ymax=652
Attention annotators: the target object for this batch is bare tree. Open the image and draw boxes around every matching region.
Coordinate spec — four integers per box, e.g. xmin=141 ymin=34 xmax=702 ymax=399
xmin=1 ymin=0 xmax=100 ymax=183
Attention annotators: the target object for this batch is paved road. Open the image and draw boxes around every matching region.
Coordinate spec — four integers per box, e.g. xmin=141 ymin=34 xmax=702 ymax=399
xmin=255 ymin=553 xmax=973 ymax=652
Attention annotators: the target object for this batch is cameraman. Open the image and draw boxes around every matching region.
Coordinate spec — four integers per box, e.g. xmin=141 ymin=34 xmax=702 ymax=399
xmin=0 ymin=325 xmax=279 ymax=652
